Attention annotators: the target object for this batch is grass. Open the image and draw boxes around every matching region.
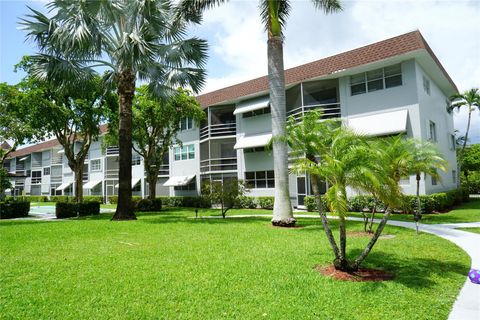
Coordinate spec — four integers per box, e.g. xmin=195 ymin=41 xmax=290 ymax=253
xmin=29 ymin=202 xmax=116 ymax=210
xmin=0 ymin=208 xmax=470 ymax=319
xmin=456 ymin=227 xmax=480 ymax=234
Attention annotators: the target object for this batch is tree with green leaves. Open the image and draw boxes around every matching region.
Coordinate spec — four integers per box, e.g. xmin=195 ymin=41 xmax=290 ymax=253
xmin=0 ymin=82 xmax=39 ymax=199
xmin=202 ymin=178 xmax=246 ymax=219
xmin=409 ymin=140 xmax=448 ymax=233
xmin=180 ymin=0 xmax=343 ymax=227
xmin=448 ymin=88 xmax=480 ymax=153
xmin=16 ymin=60 xmax=116 ymax=203
xmin=108 ymin=86 xmax=205 ymax=200
xmin=21 ymin=0 xmax=207 ymax=219
xmin=287 ymin=111 xmax=403 ymax=271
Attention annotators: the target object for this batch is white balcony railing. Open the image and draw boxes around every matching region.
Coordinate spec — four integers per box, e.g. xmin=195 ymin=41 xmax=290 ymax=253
xmin=200 ymin=157 xmax=237 ymax=173
xmin=106 ymin=147 xmax=119 ymax=156
xmin=286 ymin=102 xmax=341 ymax=121
xmin=200 ymin=123 xmax=236 ymax=140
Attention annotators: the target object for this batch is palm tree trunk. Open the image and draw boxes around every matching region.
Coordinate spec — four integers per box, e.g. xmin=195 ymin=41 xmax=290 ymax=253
xmin=268 ymin=36 xmax=295 ymax=227
xmin=74 ymin=164 xmax=83 ymax=203
xmin=113 ymin=70 xmax=136 ymax=220
xmin=462 ymin=108 xmax=472 ymax=152
xmin=415 ymin=173 xmax=421 ymax=234
xmin=353 ymin=209 xmax=392 ymax=270
xmin=310 ymin=172 xmax=340 ymax=260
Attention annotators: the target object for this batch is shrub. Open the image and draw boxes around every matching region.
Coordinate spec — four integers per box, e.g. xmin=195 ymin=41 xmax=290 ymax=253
xmin=83 ymin=196 xmax=104 ymax=204
xmin=136 ymin=198 xmax=162 ymax=212
xmin=50 ymin=196 xmax=75 ymax=203
xmin=55 ymin=202 xmax=100 ymax=219
xmin=157 ymin=196 xmax=211 ymax=208
xmin=303 ymin=195 xmax=330 ymax=212
xmin=0 ymin=201 xmax=30 ymax=219
xmin=236 ymin=196 xmax=257 ymax=209
xmin=257 ymin=197 xmax=274 ymax=210
xmin=108 ymin=196 xmax=118 ymax=204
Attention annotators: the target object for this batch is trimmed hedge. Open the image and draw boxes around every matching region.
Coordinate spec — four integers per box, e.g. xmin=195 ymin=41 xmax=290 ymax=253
xmin=55 ymin=202 xmax=100 ymax=219
xmin=136 ymin=198 xmax=162 ymax=212
xmin=5 ymin=196 xmax=48 ymax=202
xmin=235 ymin=196 xmax=257 ymax=209
xmin=304 ymin=188 xmax=469 ymax=214
xmin=108 ymin=196 xmax=142 ymax=205
xmin=304 ymin=196 xmax=330 ymax=212
xmin=0 ymin=201 xmax=30 ymax=219
xmin=257 ymin=197 xmax=274 ymax=210
xmin=158 ymin=196 xmax=211 ymax=208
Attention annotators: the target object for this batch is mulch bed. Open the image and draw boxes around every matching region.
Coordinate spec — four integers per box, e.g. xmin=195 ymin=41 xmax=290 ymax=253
xmin=315 ymin=264 xmax=395 ymax=282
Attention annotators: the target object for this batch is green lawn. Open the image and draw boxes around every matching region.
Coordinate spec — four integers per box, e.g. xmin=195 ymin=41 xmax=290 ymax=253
xmin=456 ymin=227 xmax=480 ymax=234
xmin=29 ymin=202 xmax=116 ymax=210
xmin=0 ymin=209 xmax=470 ymax=319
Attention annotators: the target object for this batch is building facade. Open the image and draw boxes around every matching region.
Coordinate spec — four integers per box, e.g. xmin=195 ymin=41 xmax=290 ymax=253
xmin=3 ymin=31 xmax=458 ymax=207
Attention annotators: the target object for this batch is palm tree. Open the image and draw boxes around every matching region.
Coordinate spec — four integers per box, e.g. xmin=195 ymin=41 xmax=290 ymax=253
xmin=409 ymin=140 xmax=447 ymax=233
xmin=180 ymin=0 xmax=342 ymax=227
xmin=288 ymin=112 xmax=401 ymax=271
xmin=448 ymin=88 xmax=480 ymax=153
xmin=21 ymin=0 xmax=207 ymax=220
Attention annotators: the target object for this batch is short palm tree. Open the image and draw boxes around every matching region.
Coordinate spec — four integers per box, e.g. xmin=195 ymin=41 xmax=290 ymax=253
xmin=180 ymin=0 xmax=342 ymax=227
xmin=448 ymin=88 xmax=480 ymax=153
xmin=21 ymin=0 xmax=208 ymax=220
xmin=288 ymin=111 xmax=401 ymax=271
xmin=409 ymin=140 xmax=448 ymax=233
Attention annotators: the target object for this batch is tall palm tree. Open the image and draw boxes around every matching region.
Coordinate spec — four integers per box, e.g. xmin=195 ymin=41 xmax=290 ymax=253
xmin=409 ymin=140 xmax=447 ymax=233
xmin=180 ymin=0 xmax=342 ymax=226
xmin=448 ymin=88 xmax=480 ymax=153
xmin=21 ymin=0 xmax=208 ymax=220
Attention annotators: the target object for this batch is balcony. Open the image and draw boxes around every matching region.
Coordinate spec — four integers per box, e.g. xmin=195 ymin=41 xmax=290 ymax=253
xmin=51 ymin=153 xmax=63 ymax=165
xmin=200 ymin=157 xmax=237 ymax=173
xmin=200 ymin=123 xmax=236 ymax=140
xmin=106 ymin=146 xmax=119 ymax=156
xmin=158 ymin=163 xmax=169 ymax=176
xmin=287 ymin=102 xmax=341 ymax=121
xmin=105 ymin=169 xmax=119 ymax=179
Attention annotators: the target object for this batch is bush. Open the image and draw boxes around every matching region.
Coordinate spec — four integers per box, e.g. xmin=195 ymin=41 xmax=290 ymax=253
xmin=50 ymin=196 xmax=75 ymax=203
xmin=236 ymin=196 xmax=257 ymax=209
xmin=157 ymin=196 xmax=211 ymax=208
xmin=108 ymin=196 xmax=118 ymax=204
xmin=83 ymin=196 xmax=104 ymax=204
xmin=257 ymin=197 xmax=274 ymax=210
xmin=136 ymin=198 xmax=162 ymax=212
xmin=0 ymin=201 xmax=30 ymax=219
xmin=304 ymin=195 xmax=330 ymax=212
xmin=55 ymin=202 xmax=100 ymax=219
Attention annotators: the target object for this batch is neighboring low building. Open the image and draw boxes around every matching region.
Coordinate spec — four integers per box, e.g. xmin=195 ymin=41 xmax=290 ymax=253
xmin=3 ymin=30 xmax=458 ymax=207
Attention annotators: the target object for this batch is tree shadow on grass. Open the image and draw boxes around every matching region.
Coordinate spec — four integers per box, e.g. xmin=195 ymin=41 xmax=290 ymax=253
xmin=345 ymin=248 xmax=469 ymax=290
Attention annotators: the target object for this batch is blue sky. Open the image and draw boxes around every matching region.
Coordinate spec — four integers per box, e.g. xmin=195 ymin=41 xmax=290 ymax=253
xmin=1 ymin=0 xmax=479 ymax=143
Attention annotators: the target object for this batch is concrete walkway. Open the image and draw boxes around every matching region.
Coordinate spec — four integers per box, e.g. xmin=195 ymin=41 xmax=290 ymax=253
xmin=201 ymin=213 xmax=480 ymax=319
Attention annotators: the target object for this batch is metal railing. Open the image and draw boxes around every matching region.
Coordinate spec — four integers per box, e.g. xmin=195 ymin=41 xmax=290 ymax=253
xmin=51 ymin=154 xmax=63 ymax=165
xmin=106 ymin=147 xmax=119 ymax=155
xmin=31 ymin=156 xmax=42 ymax=168
xmin=51 ymin=176 xmax=62 ymax=184
xmin=105 ymin=169 xmax=119 ymax=179
xmin=31 ymin=177 xmax=42 ymax=184
xmin=286 ymin=102 xmax=341 ymax=121
xmin=158 ymin=164 xmax=169 ymax=176
xmin=200 ymin=157 xmax=237 ymax=173
xmin=200 ymin=123 xmax=236 ymax=140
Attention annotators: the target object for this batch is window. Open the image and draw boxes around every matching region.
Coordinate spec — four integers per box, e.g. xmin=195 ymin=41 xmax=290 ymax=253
xmin=242 ymin=106 xmax=271 ymax=118
xmin=180 ymin=117 xmax=194 ymax=131
xmin=431 ymin=170 xmax=438 ymax=186
xmin=132 ymin=153 xmax=141 ymax=166
xmin=245 ymin=170 xmax=275 ymax=188
xmin=429 ymin=121 xmax=437 ymax=142
xmin=43 ymin=167 xmax=50 ymax=176
xmin=174 ymin=144 xmax=195 ymax=161
xmin=452 ymin=170 xmax=457 ymax=184
xmin=31 ymin=171 xmax=41 ymax=184
xmin=91 ymin=159 xmax=102 ymax=171
xmin=350 ymin=64 xmax=402 ymax=96
xmin=423 ymin=75 xmax=430 ymax=95
xmin=450 ymin=134 xmax=456 ymax=150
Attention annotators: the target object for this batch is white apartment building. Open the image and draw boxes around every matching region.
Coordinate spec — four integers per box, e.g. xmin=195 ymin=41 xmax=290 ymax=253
xmin=3 ymin=31 xmax=458 ymax=207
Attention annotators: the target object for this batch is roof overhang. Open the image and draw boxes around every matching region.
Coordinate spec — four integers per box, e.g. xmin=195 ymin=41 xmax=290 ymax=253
xmin=83 ymin=180 xmax=102 ymax=190
xmin=347 ymin=109 xmax=409 ymax=137
xmin=115 ymin=178 xmax=141 ymax=189
xmin=56 ymin=182 xmax=73 ymax=191
xmin=233 ymin=96 xmax=269 ymax=115
xmin=163 ymin=175 xmax=195 ymax=187
xmin=234 ymin=133 xmax=273 ymax=150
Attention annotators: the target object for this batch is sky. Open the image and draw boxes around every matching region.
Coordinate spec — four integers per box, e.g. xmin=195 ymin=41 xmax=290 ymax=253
xmin=1 ymin=0 xmax=479 ymax=143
